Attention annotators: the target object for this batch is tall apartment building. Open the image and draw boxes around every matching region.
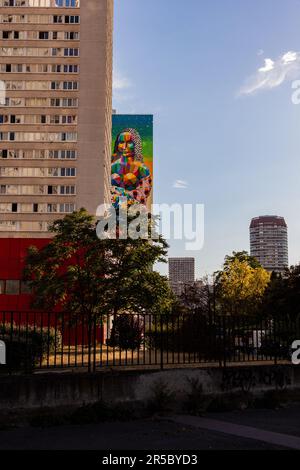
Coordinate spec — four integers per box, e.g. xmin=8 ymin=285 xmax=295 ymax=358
xmin=168 ymin=257 xmax=195 ymax=296
xmin=0 ymin=0 xmax=113 ymax=310
xmin=0 ymin=0 xmax=113 ymax=238
xmin=250 ymin=216 xmax=288 ymax=273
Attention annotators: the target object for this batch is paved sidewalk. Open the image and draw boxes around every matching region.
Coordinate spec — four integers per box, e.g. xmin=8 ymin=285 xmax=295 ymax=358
xmin=168 ymin=415 xmax=300 ymax=450
xmin=0 ymin=418 xmax=286 ymax=450
xmin=1 ymin=404 xmax=300 ymax=450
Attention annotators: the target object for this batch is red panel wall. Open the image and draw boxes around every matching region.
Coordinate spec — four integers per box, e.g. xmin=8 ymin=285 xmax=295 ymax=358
xmin=0 ymin=238 xmax=106 ymax=345
xmin=0 ymin=238 xmax=51 ymax=311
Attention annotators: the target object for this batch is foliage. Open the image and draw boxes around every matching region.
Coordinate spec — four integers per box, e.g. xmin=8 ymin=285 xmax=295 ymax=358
xmin=24 ymin=209 xmax=175 ymax=321
xmin=107 ymin=314 xmax=144 ymax=351
xmin=183 ymin=377 xmax=210 ymax=415
xmin=215 ymin=251 xmax=271 ymax=315
xmin=30 ymin=401 xmax=148 ymax=427
xmin=262 ymin=266 xmax=300 ymax=320
xmin=207 ymin=392 xmax=254 ymax=412
xmin=222 ymin=251 xmax=262 ymax=269
xmin=260 ymin=336 xmax=291 ymax=360
xmin=147 ymin=379 xmax=175 ymax=413
xmin=179 ymin=280 xmax=211 ymax=314
xmin=146 ymin=314 xmax=234 ymax=360
xmin=0 ymin=323 xmax=62 ymax=373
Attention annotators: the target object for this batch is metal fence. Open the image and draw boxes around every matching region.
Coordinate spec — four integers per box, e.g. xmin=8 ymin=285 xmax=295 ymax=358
xmin=0 ymin=311 xmax=299 ymax=373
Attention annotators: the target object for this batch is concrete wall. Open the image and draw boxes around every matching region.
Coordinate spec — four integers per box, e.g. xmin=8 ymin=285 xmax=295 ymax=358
xmin=0 ymin=365 xmax=299 ymax=412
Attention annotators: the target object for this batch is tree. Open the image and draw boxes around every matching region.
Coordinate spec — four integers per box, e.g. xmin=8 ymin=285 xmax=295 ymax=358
xmin=263 ymin=265 xmax=300 ymax=320
xmin=286 ymin=265 xmax=300 ymax=320
xmin=24 ymin=209 xmax=175 ymax=321
xmin=215 ymin=252 xmax=271 ymax=315
xmin=179 ymin=279 xmax=211 ymax=315
xmin=222 ymin=251 xmax=262 ymax=270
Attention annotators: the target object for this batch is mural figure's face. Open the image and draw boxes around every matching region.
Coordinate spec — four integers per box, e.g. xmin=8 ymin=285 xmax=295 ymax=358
xmin=117 ymin=132 xmax=135 ymax=160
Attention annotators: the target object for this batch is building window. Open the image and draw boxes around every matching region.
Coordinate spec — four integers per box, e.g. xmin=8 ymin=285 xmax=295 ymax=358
xmin=5 ymin=280 xmax=19 ymax=295
xmin=39 ymin=31 xmax=49 ymax=40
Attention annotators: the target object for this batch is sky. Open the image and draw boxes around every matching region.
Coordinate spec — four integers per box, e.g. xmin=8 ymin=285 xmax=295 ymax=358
xmin=113 ymin=0 xmax=300 ymax=278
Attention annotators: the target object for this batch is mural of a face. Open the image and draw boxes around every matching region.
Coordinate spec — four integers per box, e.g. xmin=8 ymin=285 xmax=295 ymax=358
xmin=117 ymin=132 xmax=135 ymax=160
xmin=111 ymin=128 xmax=152 ymax=208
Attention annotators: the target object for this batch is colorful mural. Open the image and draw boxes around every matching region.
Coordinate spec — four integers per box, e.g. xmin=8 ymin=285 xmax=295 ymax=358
xmin=111 ymin=115 xmax=153 ymax=209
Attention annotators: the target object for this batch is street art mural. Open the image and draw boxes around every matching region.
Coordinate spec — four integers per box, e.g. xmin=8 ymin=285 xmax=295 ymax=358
xmin=111 ymin=115 xmax=153 ymax=210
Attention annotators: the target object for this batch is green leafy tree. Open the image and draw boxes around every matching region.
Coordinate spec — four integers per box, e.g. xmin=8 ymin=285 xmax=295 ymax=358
xmin=24 ymin=209 xmax=175 ymax=320
xmin=215 ymin=251 xmax=271 ymax=315
xmin=179 ymin=279 xmax=211 ymax=315
xmin=263 ymin=266 xmax=300 ymax=320
xmin=222 ymin=251 xmax=262 ymax=270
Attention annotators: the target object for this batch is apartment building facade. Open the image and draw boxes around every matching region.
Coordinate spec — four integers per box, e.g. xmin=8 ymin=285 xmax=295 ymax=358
xmin=250 ymin=215 xmax=289 ymax=273
xmin=0 ymin=0 xmax=113 ymax=237
xmin=168 ymin=257 xmax=195 ymax=296
xmin=0 ymin=0 xmax=113 ymax=308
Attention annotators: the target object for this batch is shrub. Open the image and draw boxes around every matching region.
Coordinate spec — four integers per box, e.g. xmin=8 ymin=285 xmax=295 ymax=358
xmin=0 ymin=323 xmax=62 ymax=373
xmin=260 ymin=337 xmax=291 ymax=360
xmin=207 ymin=392 xmax=254 ymax=412
xmin=107 ymin=314 xmax=144 ymax=351
xmin=146 ymin=314 xmax=235 ymax=360
xmin=147 ymin=378 xmax=175 ymax=413
xmin=183 ymin=377 xmax=210 ymax=415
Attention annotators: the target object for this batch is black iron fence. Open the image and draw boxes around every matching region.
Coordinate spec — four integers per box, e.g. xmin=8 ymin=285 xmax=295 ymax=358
xmin=0 ymin=311 xmax=299 ymax=373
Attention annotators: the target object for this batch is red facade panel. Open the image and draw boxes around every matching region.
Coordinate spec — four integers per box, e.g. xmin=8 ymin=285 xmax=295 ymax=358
xmin=0 ymin=238 xmax=51 ymax=311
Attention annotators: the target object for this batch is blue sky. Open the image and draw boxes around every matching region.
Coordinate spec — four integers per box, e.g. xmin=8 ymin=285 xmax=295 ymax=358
xmin=113 ymin=0 xmax=300 ymax=278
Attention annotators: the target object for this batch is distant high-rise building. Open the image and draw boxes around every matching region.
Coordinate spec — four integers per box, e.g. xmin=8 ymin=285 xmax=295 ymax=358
xmin=250 ymin=216 xmax=288 ymax=273
xmin=168 ymin=257 xmax=195 ymax=295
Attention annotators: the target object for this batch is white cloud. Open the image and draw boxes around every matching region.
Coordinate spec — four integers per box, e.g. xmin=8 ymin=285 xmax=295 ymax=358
xmin=173 ymin=180 xmax=188 ymax=189
xmin=238 ymin=50 xmax=300 ymax=96
xmin=112 ymin=70 xmax=133 ymax=110
xmin=113 ymin=72 xmax=131 ymax=91
xmin=282 ymin=51 xmax=297 ymax=64
xmin=258 ymin=58 xmax=274 ymax=73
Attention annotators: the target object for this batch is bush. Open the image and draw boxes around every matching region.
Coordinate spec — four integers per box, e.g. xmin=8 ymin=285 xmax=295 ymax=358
xmin=147 ymin=378 xmax=175 ymax=413
xmin=70 ymin=401 xmax=146 ymax=425
xmin=107 ymin=314 xmax=144 ymax=351
xmin=183 ymin=377 xmax=211 ymax=415
xmin=146 ymin=314 xmax=235 ymax=360
xmin=207 ymin=392 xmax=254 ymax=412
xmin=0 ymin=323 xmax=62 ymax=373
xmin=260 ymin=337 xmax=291 ymax=360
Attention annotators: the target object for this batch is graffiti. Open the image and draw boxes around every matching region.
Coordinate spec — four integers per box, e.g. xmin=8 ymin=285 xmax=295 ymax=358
xmin=222 ymin=367 xmax=291 ymax=392
xmin=221 ymin=369 xmax=256 ymax=393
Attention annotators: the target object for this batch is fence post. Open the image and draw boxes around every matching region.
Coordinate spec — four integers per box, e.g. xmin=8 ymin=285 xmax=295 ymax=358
xmin=87 ymin=312 xmax=92 ymax=373
xmin=274 ymin=317 xmax=277 ymax=365
xmin=93 ymin=314 xmax=97 ymax=373
xmin=223 ymin=316 xmax=227 ymax=368
xmin=9 ymin=311 xmax=13 ymax=375
xmin=217 ymin=316 xmax=222 ymax=368
xmin=160 ymin=315 xmax=164 ymax=370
